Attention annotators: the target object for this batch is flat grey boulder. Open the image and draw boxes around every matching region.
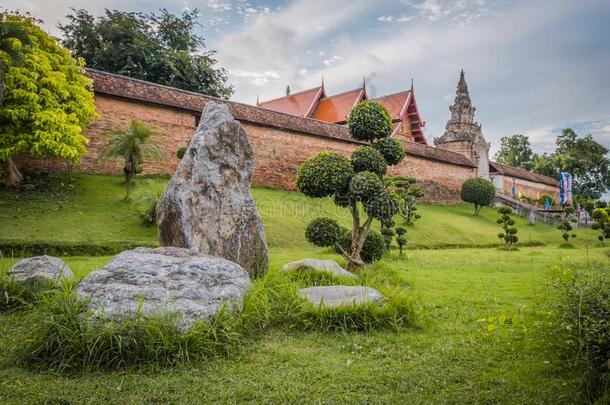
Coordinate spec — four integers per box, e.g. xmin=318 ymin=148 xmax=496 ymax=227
xmin=9 ymin=255 xmax=73 ymax=286
xmin=298 ymin=286 xmax=385 ymax=307
xmin=76 ymin=247 xmax=250 ymax=328
xmin=282 ymin=259 xmax=356 ymax=278
xmin=156 ymin=102 xmax=268 ymax=277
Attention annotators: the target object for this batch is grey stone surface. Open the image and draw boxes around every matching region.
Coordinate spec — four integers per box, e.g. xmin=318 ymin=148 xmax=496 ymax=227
xmin=156 ymin=102 xmax=268 ymax=277
xmin=76 ymin=247 xmax=251 ymax=327
xmin=298 ymin=286 xmax=385 ymax=307
xmin=9 ymin=255 xmax=73 ymax=286
xmin=282 ymin=259 xmax=356 ymax=278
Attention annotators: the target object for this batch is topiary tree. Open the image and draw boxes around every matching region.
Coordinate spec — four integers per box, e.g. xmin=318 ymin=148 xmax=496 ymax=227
xmin=386 ymin=176 xmax=424 ymax=225
xmin=497 ymin=206 xmax=518 ymax=249
xmin=591 ymin=208 xmax=610 ymax=246
xmin=461 ymin=177 xmax=496 ymax=215
xmin=297 ymin=101 xmax=405 ymax=270
xmin=557 ymin=207 xmax=577 ymax=245
xmin=0 ymin=12 xmax=97 ymax=187
xmin=99 ymin=120 xmax=163 ymax=199
xmin=395 ymin=226 xmax=407 ymax=257
xmin=380 ymin=218 xmax=395 ymax=249
xmin=305 ymin=217 xmax=345 ymax=248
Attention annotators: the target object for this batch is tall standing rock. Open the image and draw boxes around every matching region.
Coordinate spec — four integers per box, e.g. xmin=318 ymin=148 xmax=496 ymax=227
xmin=156 ymin=102 xmax=268 ymax=277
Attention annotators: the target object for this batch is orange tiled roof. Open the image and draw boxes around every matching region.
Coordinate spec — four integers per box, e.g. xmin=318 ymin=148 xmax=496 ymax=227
xmin=257 ymin=86 xmax=324 ymax=117
xmin=372 ymin=91 xmax=411 ymax=121
xmin=311 ymin=88 xmax=366 ymax=123
xmin=489 ymin=162 xmax=559 ymax=187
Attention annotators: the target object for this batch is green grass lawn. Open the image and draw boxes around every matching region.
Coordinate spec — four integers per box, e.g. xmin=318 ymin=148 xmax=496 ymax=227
xmin=0 ymin=173 xmax=602 ymax=249
xmin=0 ymin=174 xmax=608 ymax=403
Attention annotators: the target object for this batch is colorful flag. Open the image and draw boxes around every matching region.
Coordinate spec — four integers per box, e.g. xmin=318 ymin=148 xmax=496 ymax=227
xmin=560 ymin=172 xmax=573 ymax=207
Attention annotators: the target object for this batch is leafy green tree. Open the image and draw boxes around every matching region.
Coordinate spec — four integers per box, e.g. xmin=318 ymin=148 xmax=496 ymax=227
xmin=554 ymin=129 xmax=610 ymax=199
xmin=494 ymin=134 xmax=534 ymax=169
xmin=385 ymin=176 xmax=424 ymax=225
xmin=0 ymin=14 xmax=30 ymax=106
xmin=305 ymin=217 xmax=345 ymax=248
xmin=296 ymin=101 xmax=404 ymax=270
xmin=460 ymin=177 xmax=496 ymax=216
xmin=99 ymin=120 xmax=163 ymax=199
xmin=531 ymin=153 xmax=558 ymax=179
xmin=0 ymin=13 xmax=96 ymax=187
xmin=59 ymin=8 xmax=233 ymax=99
xmin=380 ymin=218 xmax=395 ymax=249
xmin=497 ymin=207 xmax=518 ymax=249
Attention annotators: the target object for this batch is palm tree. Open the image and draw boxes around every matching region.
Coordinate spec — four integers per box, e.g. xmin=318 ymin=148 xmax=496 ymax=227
xmin=99 ymin=120 xmax=164 ymax=199
xmin=0 ymin=17 xmax=31 ymax=107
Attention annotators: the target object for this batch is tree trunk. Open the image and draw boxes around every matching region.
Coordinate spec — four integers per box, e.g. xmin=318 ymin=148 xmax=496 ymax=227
xmin=125 ymin=173 xmax=132 ymax=199
xmin=0 ymin=157 xmax=23 ymax=187
xmin=475 ymin=204 xmax=481 ymax=216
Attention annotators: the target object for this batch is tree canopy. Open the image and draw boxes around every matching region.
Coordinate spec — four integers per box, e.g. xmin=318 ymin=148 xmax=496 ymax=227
xmin=59 ymin=8 xmax=233 ymax=99
xmin=0 ymin=12 xmax=97 ymax=186
xmin=494 ymin=134 xmax=533 ymax=169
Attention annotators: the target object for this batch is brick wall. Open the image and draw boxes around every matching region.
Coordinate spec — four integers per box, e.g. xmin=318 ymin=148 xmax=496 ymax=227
xmin=497 ymin=175 xmax=560 ymax=202
xmin=17 ymin=93 xmax=476 ymax=204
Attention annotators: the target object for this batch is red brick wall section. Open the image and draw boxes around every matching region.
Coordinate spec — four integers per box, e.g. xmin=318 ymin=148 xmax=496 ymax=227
xmin=16 ymin=93 xmax=474 ymax=204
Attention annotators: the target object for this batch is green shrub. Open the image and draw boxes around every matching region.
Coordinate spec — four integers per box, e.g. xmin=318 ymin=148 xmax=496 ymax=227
xmin=496 ymin=206 xmax=518 ymax=249
xmin=0 ymin=260 xmax=58 ymax=312
xmin=347 ymin=101 xmax=393 ymax=142
xmin=176 ymin=147 xmax=186 ymax=159
xmin=460 ymin=177 xmax=496 ymax=215
xmin=385 ymin=176 xmax=424 ymax=225
xmin=547 ymin=262 xmax=610 ymax=401
xmin=351 ymin=146 xmax=387 ymax=176
xmin=395 ymin=226 xmax=407 ymax=256
xmin=372 ymin=138 xmax=405 ymax=166
xmin=591 ymin=208 xmax=610 ymax=245
xmin=305 ymin=217 xmax=344 ymax=247
xmin=350 ymin=171 xmax=384 ymax=202
xmin=130 ymin=179 xmax=166 ymax=225
xmin=336 ymin=229 xmax=387 ymax=263
xmin=296 ymin=152 xmax=354 ymax=198
xmin=363 ymin=190 xmax=399 ymax=221
xmin=557 ymin=208 xmax=577 ymax=245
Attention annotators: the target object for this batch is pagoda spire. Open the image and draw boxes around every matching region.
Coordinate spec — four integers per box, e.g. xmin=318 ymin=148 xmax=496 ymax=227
xmin=454 ymin=69 xmax=471 ymax=106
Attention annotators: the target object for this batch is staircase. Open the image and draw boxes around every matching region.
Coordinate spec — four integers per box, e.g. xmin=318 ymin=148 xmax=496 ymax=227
xmin=492 ymin=194 xmax=562 ymax=225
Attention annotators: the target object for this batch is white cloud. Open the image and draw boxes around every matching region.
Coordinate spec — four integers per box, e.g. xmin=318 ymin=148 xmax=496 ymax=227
xmin=378 ymin=16 xmax=395 ymax=22
xmin=322 ymin=55 xmax=342 ymax=66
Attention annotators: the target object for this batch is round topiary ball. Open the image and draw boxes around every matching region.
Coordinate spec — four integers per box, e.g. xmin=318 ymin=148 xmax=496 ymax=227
xmin=176 ymin=147 xmax=187 ymax=159
xmin=460 ymin=177 xmax=496 ymax=211
xmin=364 ymin=190 xmax=399 ymax=220
xmin=349 ymin=171 xmax=384 ymax=201
xmin=351 ymin=146 xmax=387 ymax=176
xmin=347 ymin=101 xmax=393 ymax=142
xmin=372 ymin=138 xmax=405 ymax=166
xmin=305 ymin=217 xmax=345 ymax=247
xmin=297 ymin=152 xmax=354 ymax=198
xmin=335 ymin=229 xmax=387 ymax=263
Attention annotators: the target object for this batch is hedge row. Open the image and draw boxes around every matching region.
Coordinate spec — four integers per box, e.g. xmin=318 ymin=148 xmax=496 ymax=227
xmin=0 ymin=240 xmax=158 ymax=257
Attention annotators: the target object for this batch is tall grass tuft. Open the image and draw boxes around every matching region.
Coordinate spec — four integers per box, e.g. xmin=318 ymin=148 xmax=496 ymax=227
xmin=283 ymin=267 xmax=362 ymax=288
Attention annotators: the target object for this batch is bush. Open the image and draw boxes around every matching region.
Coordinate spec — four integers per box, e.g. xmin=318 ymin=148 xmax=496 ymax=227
xmin=176 ymin=147 xmax=186 ymax=159
xmin=351 ymin=146 xmax=387 ymax=176
xmin=296 ymin=152 xmax=354 ymax=198
xmin=305 ymin=217 xmax=344 ymax=247
xmin=591 ymin=208 xmax=610 ymax=245
xmin=461 ymin=177 xmax=496 ymax=215
xmin=336 ymin=229 xmax=387 ymax=263
xmin=372 ymin=138 xmax=405 ymax=166
xmin=349 ymin=171 xmax=384 ymax=202
xmin=496 ymin=206 xmax=518 ymax=249
xmin=347 ymin=101 xmax=393 ymax=142
xmin=0 ymin=241 xmax=157 ymax=257
xmin=547 ymin=262 xmax=610 ymax=401
xmin=364 ymin=190 xmax=399 ymax=221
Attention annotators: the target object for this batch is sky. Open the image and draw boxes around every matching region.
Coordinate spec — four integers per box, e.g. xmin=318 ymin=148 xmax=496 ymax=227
xmin=5 ymin=0 xmax=610 ymax=159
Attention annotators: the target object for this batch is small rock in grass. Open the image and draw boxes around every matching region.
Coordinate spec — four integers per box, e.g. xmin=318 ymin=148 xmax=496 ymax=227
xmin=298 ymin=286 xmax=385 ymax=307
xmin=77 ymin=247 xmax=251 ymax=329
xmin=282 ymin=259 xmax=356 ymax=278
xmin=9 ymin=255 xmax=73 ymax=286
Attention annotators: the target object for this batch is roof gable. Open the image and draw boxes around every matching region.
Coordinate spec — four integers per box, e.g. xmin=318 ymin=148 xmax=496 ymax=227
xmin=310 ymin=88 xmax=366 ymax=123
xmin=372 ymin=90 xmax=426 ymax=145
xmin=258 ymin=86 xmax=324 ymax=117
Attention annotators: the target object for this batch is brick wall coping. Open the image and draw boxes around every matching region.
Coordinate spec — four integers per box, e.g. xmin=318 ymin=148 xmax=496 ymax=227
xmin=489 ymin=161 xmax=559 ymax=187
xmin=85 ymin=68 xmax=476 ymax=168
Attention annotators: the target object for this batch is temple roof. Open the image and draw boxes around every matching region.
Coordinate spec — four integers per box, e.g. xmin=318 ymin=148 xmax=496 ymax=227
xmin=257 ymin=86 xmax=324 ymax=117
xmin=311 ymin=87 xmax=366 ymax=123
xmin=372 ymin=91 xmax=411 ymax=121
xmin=489 ymin=161 xmax=559 ymax=187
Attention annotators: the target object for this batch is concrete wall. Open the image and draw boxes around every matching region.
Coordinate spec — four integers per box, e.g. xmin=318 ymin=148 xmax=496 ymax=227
xmin=491 ymin=174 xmax=560 ymax=201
